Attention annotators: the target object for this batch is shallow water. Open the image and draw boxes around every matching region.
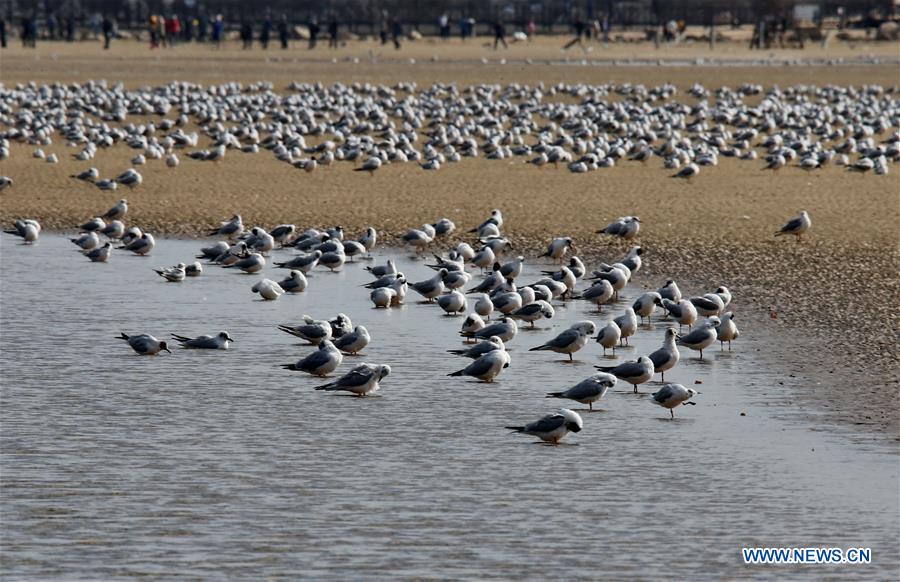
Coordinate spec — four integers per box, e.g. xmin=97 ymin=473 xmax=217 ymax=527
xmin=1 ymin=234 xmax=897 ymax=578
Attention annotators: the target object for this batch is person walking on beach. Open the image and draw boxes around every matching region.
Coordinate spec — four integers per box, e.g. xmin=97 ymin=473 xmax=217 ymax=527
xmin=328 ymin=17 xmax=338 ymax=49
xmin=278 ymin=15 xmax=289 ymax=49
xmin=391 ymin=17 xmax=402 ymax=50
xmin=240 ymin=21 xmax=252 ymax=49
xmin=166 ymin=15 xmax=180 ymax=47
xmin=526 ymin=19 xmax=536 ymax=40
xmin=0 ymin=19 xmax=7 ymax=48
xmin=66 ymin=17 xmax=75 ymax=42
xmin=379 ymin=12 xmax=389 ymax=45
xmin=260 ymin=16 xmax=272 ymax=49
xmin=102 ymin=16 xmax=113 ymax=49
xmin=211 ymin=15 xmax=223 ymax=49
xmin=308 ymin=18 xmax=319 ymax=49
xmin=492 ymin=21 xmax=508 ymax=50
xmin=21 ymin=17 xmax=36 ymax=48
xmin=439 ymin=13 xmax=450 ymax=40
xmin=563 ymin=17 xmax=585 ymax=50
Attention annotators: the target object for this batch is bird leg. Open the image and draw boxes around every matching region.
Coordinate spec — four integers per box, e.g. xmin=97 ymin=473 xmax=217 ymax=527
xmin=670 ymin=409 xmax=675 ymax=419
xmin=633 ymin=384 xmax=638 ymax=393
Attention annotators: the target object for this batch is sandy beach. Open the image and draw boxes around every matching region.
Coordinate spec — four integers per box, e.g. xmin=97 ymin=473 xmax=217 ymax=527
xmin=1 ymin=40 xmax=898 ymax=438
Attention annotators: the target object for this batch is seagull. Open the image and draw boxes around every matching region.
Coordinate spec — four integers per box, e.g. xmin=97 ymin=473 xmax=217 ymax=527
xmin=651 ymin=384 xmax=698 ymax=419
xmin=358 ymin=227 xmax=378 ymax=254
xmin=508 ymin=300 xmax=554 ymax=328
xmin=281 ymin=340 xmax=343 ymax=377
xmin=715 ymin=312 xmax=739 ymax=350
xmin=596 ymin=356 xmax=655 ymax=392
xmin=100 ymin=220 xmax=125 ymax=239
xmin=329 ymin=313 xmax=353 ymax=338
xmin=448 ymin=349 xmax=511 ymax=383
xmin=278 ymin=270 xmax=308 ymax=293
xmin=597 ymin=216 xmax=640 ymax=240
xmin=185 ymin=262 xmax=202 ymax=276
xmin=251 ymin=278 xmax=284 ymax=300
xmin=102 ymin=198 xmax=128 ymax=221
xmin=657 ymin=279 xmax=682 ymax=303
xmin=474 ymin=294 xmax=494 ymax=318
xmin=447 ymin=336 xmax=504 ymax=359
xmin=114 ymin=168 xmax=142 ymax=188
xmin=370 ymin=286 xmax=398 ymax=308
xmin=546 ymin=373 xmax=617 ymax=411
xmin=71 ymin=231 xmax=100 ymax=251
xmin=170 ymin=331 xmax=234 ymax=350
xmin=153 ymin=263 xmax=186 ymax=282
xmin=118 ymin=233 xmax=155 ymax=256
xmin=277 ymin=316 xmax=333 ymax=344
xmin=79 ymin=216 xmax=106 ymax=232
xmin=648 ymin=328 xmax=681 ymax=381
xmin=95 ymin=179 xmax=118 ymax=191
xmin=433 ymin=218 xmax=456 ymax=236
xmin=366 ymin=259 xmax=396 ymax=278
xmin=274 ymin=251 xmax=321 ymax=273
xmin=632 ymin=292 xmax=662 ymax=323
xmin=117 ymin=332 xmax=171 ymax=355
xmin=71 ymin=167 xmax=99 ymax=182
xmin=315 ymin=363 xmax=391 ymax=396
xmin=676 ymin=317 xmax=720 ymax=359
xmin=672 ymin=162 xmax=699 ymax=181
xmin=223 ymin=252 xmax=265 ymax=273
xmin=505 ymin=409 xmax=583 ymax=444
xmin=541 ymin=236 xmax=572 ymax=261
xmin=661 ymin=298 xmax=698 ymax=330
xmin=529 ymin=321 xmax=596 ymax=361
xmin=197 ymin=241 xmax=230 ymax=260
xmin=333 ymin=326 xmax=371 ymax=355
xmin=354 ymin=156 xmax=382 ymax=175
xmin=689 ymin=293 xmax=725 ymax=317
xmin=437 ymin=290 xmax=468 ymax=315
xmin=209 ymin=214 xmax=243 ymax=238
xmin=594 ymin=320 xmax=621 ymax=356
xmin=613 ymin=307 xmax=638 ymax=346
xmin=4 ymin=219 xmax=40 ymax=243
xmin=775 ymin=210 xmax=811 ymax=242
xmin=84 ymin=241 xmax=112 ymax=262
xmin=578 ymin=279 xmax=614 ymax=312
xmin=410 ymin=269 xmax=447 ymax=301
xmin=0 ymin=176 xmax=13 ymax=190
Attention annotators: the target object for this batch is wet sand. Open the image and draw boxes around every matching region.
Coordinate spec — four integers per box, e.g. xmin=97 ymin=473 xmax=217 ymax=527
xmin=0 ymin=42 xmax=898 ymax=439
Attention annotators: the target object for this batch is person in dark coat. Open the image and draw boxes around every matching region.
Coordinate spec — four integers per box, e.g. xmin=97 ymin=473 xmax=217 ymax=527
xmin=328 ymin=17 xmax=338 ymax=49
xmin=102 ymin=17 xmax=114 ymax=49
xmin=278 ymin=15 xmax=289 ymax=49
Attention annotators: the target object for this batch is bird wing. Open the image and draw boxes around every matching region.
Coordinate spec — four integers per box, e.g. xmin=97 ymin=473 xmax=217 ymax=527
xmin=780 ymin=217 xmax=803 ymax=232
xmin=524 ymin=414 xmax=566 ymax=434
xmin=546 ymin=329 xmax=578 ymax=348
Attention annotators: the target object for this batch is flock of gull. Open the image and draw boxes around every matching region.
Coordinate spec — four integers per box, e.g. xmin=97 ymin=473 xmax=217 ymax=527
xmin=0 ymin=79 xmax=897 ymax=189
xmin=2 ymin=77 xmax=894 ymax=443
xmin=16 ymin=197 xmax=803 ymax=445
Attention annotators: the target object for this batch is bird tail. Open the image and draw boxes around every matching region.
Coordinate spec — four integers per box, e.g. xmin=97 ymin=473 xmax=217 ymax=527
xmin=276 ymin=325 xmax=303 ymax=338
xmin=153 ymin=269 xmax=165 ymax=276
xmin=446 ymin=349 xmax=466 ymax=355
xmin=595 ymin=365 xmax=614 ymax=372
xmin=280 ymin=363 xmax=299 ymax=370
xmin=545 ymin=392 xmax=564 ymax=399
xmin=458 ymin=331 xmax=474 ymax=338
xmin=773 ymin=231 xmax=785 ymax=237
xmin=116 ymin=332 xmax=130 ymax=340
xmin=504 ymin=426 xmax=525 ymax=432
xmin=448 ymin=370 xmax=465 ymax=377
xmin=314 ymin=383 xmax=337 ymax=391
xmin=352 ymin=167 xmax=367 ymax=172
xmin=170 ymin=334 xmax=192 ymax=342
xmin=528 ymin=345 xmax=549 ymax=352
xmin=3 ymin=229 xmax=18 ymax=235
xmin=273 ymin=262 xmax=287 ymax=268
